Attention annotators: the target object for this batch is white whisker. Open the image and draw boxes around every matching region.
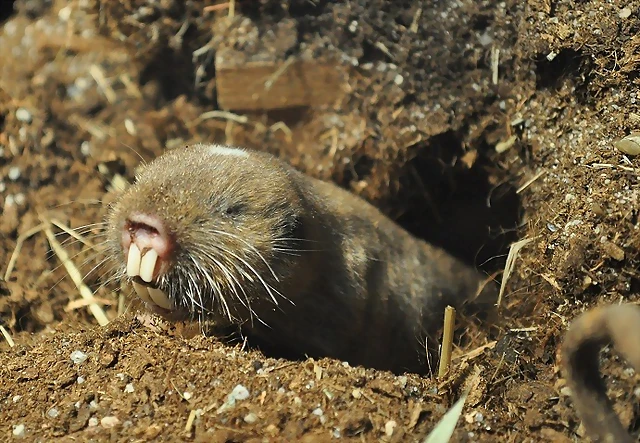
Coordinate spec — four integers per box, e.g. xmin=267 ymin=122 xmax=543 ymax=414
xmin=212 ymin=229 xmax=281 ymax=283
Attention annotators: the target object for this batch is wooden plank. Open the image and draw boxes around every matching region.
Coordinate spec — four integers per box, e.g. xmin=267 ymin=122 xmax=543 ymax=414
xmin=215 ymin=48 xmax=349 ymax=111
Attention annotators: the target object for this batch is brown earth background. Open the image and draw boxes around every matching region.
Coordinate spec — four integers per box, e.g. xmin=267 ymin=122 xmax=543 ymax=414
xmin=2 ymin=0 xmax=640 ymax=441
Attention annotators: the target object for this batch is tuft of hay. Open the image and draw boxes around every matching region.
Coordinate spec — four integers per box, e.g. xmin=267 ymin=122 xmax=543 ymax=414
xmin=42 ymin=217 xmax=110 ymax=326
xmin=4 ymin=223 xmax=46 ymax=281
xmin=497 ymin=237 xmax=536 ymax=307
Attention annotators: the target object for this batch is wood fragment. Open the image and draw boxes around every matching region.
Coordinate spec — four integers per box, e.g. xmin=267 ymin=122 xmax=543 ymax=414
xmin=438 ymin=306 xmax=456 ymax=378
xmin=215 ymin=50 xmax=348 ymax=111
xmin=89 ymin=64 xmax=117 ymax=104
xmin=454 ymin=341 xmax=497 ymax=363
xmin=65 ymin=296 xmax=116 ymax=312
xmin=516 ymin=170 xmax=546 ymax=194
xmin=491 ymin=46 xmax=500 ymax=85
xmin=189 ymin=110 xmax=248 ymax=128
xmin=185 ymin=409 xmax=197 ymax=433
xmin=117 ymin=292 xmax=126 ymax=316
xmin=269 ymin=121 xmax=293 ymax=142
xmin=410 ymin=7 xmax=423 ymax=33
xmin=203 ymin=3 xmax=229 ymax=12
xmin=0 ymin=325 xmax=15 ymax=347
xmin=264 ymin=56 xmax=295 ymax=91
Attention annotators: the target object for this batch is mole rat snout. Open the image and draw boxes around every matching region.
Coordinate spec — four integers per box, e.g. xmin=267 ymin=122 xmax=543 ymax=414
xmin=122 ymin=213 xmax=175 ymax=311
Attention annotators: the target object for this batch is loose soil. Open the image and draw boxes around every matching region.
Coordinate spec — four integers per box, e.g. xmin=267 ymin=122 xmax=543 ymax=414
xmin=2 ymin=0 xmax=640 ymax=441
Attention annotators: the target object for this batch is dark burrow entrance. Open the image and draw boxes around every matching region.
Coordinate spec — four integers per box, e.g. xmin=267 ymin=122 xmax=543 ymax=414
xmin=396 ymin=131 xmax=522 ymax=276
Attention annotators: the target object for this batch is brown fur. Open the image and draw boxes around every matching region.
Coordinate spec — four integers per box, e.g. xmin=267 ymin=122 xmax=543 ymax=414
xmin=562 ymin=303 xmax=640 ymax=442
xmin=107 ymin=143 xmax=495 ymax=374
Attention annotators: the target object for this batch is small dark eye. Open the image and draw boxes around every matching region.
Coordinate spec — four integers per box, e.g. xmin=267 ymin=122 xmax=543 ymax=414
xmin=224 ymin=204 xmax=245 ymax=217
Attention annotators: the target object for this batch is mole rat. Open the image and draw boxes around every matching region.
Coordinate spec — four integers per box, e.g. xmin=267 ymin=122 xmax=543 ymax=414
xmin=106 ymin=143 xmax=496 ymax=374
xmin=562 ymin=303 xmax=640 ymax=442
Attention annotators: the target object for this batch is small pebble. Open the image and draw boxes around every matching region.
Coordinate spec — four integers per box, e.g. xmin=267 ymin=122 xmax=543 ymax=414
xmin=244 ymin=412 xmax=258 ymax=424
xmin=88 ymin=417 xmax=99 ymax=427
xmin=615 ymin=133 xmax=640 ymax=155
xmin=394 ymin=74 xmax=404 ymax=85
xmin=12 ymin=395 xmax=21 ymax=403
xmin=183 ymin=391 xmax=192 ymax=400
xmin=124 ymin=383 xmax=134 ymax=393
xmin=265 ymin=424 xmax=278 ymax=435
xmin=385 ymin=420 xmax=397 ymax=437
xmin=12 ymin=424 xmax=25 ymax=438
xmin=80 ymin=141 xmax=91 ymax=156
xmin=58 ymin=5 xmax=72 ymax=21
xmin=89 ymin=400 xmax=99 ymax=411
xmin=465 ymin=411 xmax=478 ymax=423
xmin=70 ymin=350 xmax=88 ymax=364
xmin=478 ymin=32 xmax=494 ymax=46
xmin=312 ymin=407 xmax=326 ymax=424
xmin=352 ymin=389 xmax=362 ymax=399
xmin=77 ymin=376 xmax=85 ymax=384
xmin=619 ymin=7 xmax=632 ymax=19
xmin=15 ymin=108 xmax=32 ymax=123
xmin=14 ymin=193 xmax=25 ymax=205
xmin=47 ymin=408 xmax=59 ymax=418
xmin=8 ymin=167 xmax=20 ymax=181
xmin=230 ymin=385 xmax=250 ymax=401
xmin=560 ymin=386 xmax=572 ymax=397
xmin=101 ymin=416 xmax=120 ymax=429
xmin=124 ymin=118 xmax=137 ymax=136
xmin=216 ymin=384 xmax=250 ymax=413
xmin=474 ymin=412 xmax=484 ymax=423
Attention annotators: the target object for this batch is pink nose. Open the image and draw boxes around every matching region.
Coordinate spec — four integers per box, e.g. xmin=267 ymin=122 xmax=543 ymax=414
xmin=121 ymin=213 xmax=172 ymax=259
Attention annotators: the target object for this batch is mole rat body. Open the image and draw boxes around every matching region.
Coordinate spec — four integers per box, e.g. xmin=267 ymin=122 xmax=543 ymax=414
xmin=106 ymin=143 xmax=494 ymax=374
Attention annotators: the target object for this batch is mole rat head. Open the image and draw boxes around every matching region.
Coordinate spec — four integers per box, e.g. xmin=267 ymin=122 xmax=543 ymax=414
xmin=106 ymin=143 xmax=307 ymax=322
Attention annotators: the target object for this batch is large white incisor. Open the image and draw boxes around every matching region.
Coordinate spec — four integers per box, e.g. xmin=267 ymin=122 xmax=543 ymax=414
xmin=126 ymin=243 xmax=173 ymax=310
